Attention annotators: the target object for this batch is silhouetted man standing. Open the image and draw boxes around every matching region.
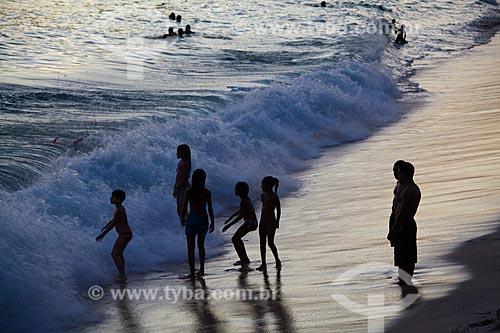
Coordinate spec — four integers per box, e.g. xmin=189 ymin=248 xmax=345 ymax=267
xmin=390 ymin=161 xmax=421 ymax=285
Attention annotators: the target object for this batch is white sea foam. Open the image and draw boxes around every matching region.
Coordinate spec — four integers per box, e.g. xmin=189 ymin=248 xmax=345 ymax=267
xmin=0 ymin=62 xmax=401 ymax=331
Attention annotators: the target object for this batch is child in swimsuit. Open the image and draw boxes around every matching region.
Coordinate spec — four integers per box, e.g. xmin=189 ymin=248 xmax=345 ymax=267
xmin=256 ymin=176 xmax=281 ymax=271
xmin=96 ymin=189 xmax=133 ymax=283
xmin=173 ymin=144 xmax=191 ymax=222
xmin=180 ymin=169 xmax=215 ymax=278
xmin=222 ymin=182 xmax=258 ymax=267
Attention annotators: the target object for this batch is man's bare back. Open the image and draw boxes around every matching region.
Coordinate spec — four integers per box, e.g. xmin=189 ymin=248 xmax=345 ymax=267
xmin=395 ymin=182 xmax=421 ymax=225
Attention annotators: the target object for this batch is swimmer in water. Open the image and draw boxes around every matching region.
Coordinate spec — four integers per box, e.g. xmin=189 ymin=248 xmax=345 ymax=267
xmin=391 ymin=19 xmax=399 ymax=34
xmin=321 ymin=1 xmax=326 ymax=7
xmin=178 ymin=28 xmax=185 ymax=37
xmin=169 ymin=12 xmax=176 ymax=20
xmin=162 ymin=27 xmax=177 ymax=38
xmin=176 ymin=15 xmax=182 ymax=23
xmin=185 ymin=24 xmax=194 ymax=34
xmin=73 ymin=137 xmax=84 ymax=145
xmin=395 ymin=24 xmax=407 ymax=44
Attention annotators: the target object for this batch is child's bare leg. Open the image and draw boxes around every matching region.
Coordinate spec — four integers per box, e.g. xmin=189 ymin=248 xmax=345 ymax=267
xmin=257 ymin=225 xmax=267 ymax=271
xmin=197 ymin=234 xmax=206 ymax=275
xmin=177 ymin=203 xmax=183 ymax=222
xmin=187 ymin=236 xmax=196 ymax=276
xmin=112 ymin=237 xmax=129 ymax=280
xmin=267 ymin=226 xmax=280 ymax=267
xmin=231 ymin=224 xmax=251 ymax=264
xmin=119 ymin=253 xmax=126 ymax=274
xmin=176 ymin=189 xmax=187 ymax=221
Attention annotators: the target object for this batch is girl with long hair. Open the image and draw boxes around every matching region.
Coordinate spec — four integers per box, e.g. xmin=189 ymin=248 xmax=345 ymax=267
xmin=256 ymin=176 xmax=281 ymax=271
xmin=180 ymin=168 xmax=215 ymax=277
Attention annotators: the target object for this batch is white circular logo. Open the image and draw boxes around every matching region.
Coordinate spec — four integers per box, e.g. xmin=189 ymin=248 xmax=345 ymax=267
xmin=330 ymin=262 xmax=419 ymax=332
xmin=88 ymin=285 xmax=104 ymax=301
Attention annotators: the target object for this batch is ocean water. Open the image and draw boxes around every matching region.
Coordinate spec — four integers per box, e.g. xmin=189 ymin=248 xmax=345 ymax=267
xmin=1 ymin=0 xmax=500 ymax=331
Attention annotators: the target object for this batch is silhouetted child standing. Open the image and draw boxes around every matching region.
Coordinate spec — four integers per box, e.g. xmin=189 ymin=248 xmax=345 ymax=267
xmin=222 ymin=182 xmax=258 ymax=267
xmin=174 ymin=144 xmax=191 ymax=222
xmin=96 ymin=190 xmax=133 ymax=282
xmin=180 ymin=169 xmax=215 ymax=278
xmin=256 ymin=176 xmax=281 ymax=271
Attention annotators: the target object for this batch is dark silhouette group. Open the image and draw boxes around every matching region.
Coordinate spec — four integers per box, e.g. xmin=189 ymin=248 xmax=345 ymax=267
xmin=94 ymin=146 xmax=421 ymax=287
xmin=174 ymin=144 xmax=281 ymax=278
xmin=162 ymin=12 xmax=194 ymax=39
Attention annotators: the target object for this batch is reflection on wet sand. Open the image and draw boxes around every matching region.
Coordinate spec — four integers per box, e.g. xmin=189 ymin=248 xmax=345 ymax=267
xmin=184 ymin=277 xmax=225 ymax=333
xmin=179 ymin=270 xmax=295 ymax=332
xmin=115 ymin=282 xmax=144 ymax=332
xmin=263 ymin=270 xmax=295 ymax=332
xmin=238 ymin=269 xmax=295 ymax=332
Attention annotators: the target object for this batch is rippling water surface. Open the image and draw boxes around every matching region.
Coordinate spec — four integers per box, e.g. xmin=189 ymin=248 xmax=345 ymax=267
xmin=1 ymin=0 xmax=499 ymax=190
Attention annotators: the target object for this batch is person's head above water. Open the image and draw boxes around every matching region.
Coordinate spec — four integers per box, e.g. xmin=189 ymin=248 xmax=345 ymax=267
xmin=176 ymin=15 xmax=182 ymax=22
xmin=392 ymin=19 xmax=396 ymax=24
xmin=320 ymin=1 xmax=326 ymax=7
xmin=185 ymin=24 xmax=192 ymax=33
xmin=168 ymin=27 xmax=176 ymax=35
xmin=178 ymin=28 xmax=185 ymax=36
xmin=169 ymin=12 xmax=176 ymax=20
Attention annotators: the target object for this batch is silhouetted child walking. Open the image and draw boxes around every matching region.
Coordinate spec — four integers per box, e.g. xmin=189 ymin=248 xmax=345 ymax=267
xmin=222 ymin=182 xmax=258 ymax=267
xmin=256 ymin=176 xmax=281 ymax=271
xmin=180 ymin=169 xmax=215 ymax=278
xmin=96 ymin=190 xmax=133 ymax=282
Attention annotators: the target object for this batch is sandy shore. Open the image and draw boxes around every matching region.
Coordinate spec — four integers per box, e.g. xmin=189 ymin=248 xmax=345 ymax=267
xmin=83 ymin=33 xmax=500 ymax=333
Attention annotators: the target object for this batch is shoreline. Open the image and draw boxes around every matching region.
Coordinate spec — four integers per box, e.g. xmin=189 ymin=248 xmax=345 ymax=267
xmin=82 ymin=33 xmax=500 ymax=333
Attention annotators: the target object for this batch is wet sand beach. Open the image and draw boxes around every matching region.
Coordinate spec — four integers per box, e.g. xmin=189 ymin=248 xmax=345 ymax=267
xmin=84 ymin=33 xmax=500 ymax=333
